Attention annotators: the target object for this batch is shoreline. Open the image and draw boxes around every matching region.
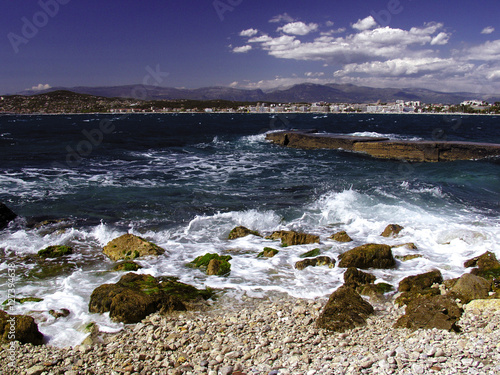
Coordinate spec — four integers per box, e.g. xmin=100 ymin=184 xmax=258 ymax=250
xmin=2 ymin=293 xmax=499 ymax=375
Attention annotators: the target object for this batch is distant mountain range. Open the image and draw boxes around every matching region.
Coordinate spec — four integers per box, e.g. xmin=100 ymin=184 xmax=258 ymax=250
xmin=14 ymin=83 xmax=500 ymax=105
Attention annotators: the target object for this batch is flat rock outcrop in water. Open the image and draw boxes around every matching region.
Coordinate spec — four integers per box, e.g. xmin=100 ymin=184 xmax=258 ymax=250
xmin=266 ymin=130 xmax=500 ymax=162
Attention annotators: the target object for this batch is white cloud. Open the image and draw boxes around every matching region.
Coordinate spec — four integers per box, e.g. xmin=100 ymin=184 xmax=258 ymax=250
xmin=269 ymin=13 xmax=295 ymax=24
xmin=481 ymin=26 xmax=495 ymax=35
xmin=352 ymin=16 xmax=377 ymax=31
xmin=464 ymin=39 xmax=500 ymax=61
xmin=248 ymin=35 xmax=272 ymax=43
xmin=31 ymin=84 xmax=51 ymax=91
xmin=430 ymin=32 xmax=450 ymax=45
xmin=325 ymin=21 xmax=334 ymax=27
xmin=232 ymin=45 xmax=252 ymax=53
xmin=305 ymin=72 xmax=325 ymax=77
xmin=239 ymin=28 xmax=258 ymax=37
xmin=278 ymin=22 xmax=318 ymax=36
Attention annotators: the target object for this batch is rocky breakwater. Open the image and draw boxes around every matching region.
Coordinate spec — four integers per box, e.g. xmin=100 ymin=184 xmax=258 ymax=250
xmin=266 ymin=130 xmax=500 ymax=162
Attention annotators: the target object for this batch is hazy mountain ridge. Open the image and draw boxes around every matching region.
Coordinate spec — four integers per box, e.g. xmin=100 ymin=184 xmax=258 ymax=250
xmin=13 ymin=83 xmax=500 ymax=104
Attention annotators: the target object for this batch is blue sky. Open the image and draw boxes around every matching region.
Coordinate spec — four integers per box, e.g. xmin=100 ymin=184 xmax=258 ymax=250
xmin=2 ymin=0 xmax=500 ymax=95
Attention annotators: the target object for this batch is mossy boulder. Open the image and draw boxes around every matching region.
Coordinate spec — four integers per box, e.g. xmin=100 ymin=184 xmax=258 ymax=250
xmin=112 ymin=261 xmax=143 ymax=272
xmin=295 ymin=256 xmax=335 ymax=270
xmin=267 ymin=230 xmax=320 ymax=246
xmin=27 ymin=261 xmax=78 ymax=280
xmin=338 ymin=244 xmax=396 ymax=269
xmin=228 ymin=226 xmax=261 ymax=240
xmin=358 ymin=283 xmax=394 ymax=300
xmin=257 ymin=247 xmax=279 ymax=258
xmin=330 ymin=231 xmax=353 ymax=242
xmin=398 ymin=270 xmax=443 ymax=293
xmin=316 ymin=286 xmax=374 ymax=332
xmin=381 ymin=224 xmax=404 ymax=237
xmin=450 ymin=273 xmax=492 ymax=303
xmin=343 ymin=267 xmax=376 ymax=288
xmin=0 ymin=310 xmax=44 ymax=345
xmin=464 ymin=252 xmax=500 ymax=283
xmin=299 ymin=248 xmax=321 ymax=258
xmin=394 ymin=295 xmax=462 ymax=332
xmin=189 ymin=253 xmax=232 ymax=276
xmin=37 ymin=245 xmax=73 ymax=258
xmin=103 ymin=234 xmax=165 ymax=261
xmin=0 ymin=202 xmax=17 ymax=230
xmin=89 ymin=273 xmax=213 ymax=324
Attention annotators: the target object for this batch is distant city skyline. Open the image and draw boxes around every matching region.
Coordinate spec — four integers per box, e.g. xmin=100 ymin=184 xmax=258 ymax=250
xmin=2 ymin=0 xmax=500 ymax=95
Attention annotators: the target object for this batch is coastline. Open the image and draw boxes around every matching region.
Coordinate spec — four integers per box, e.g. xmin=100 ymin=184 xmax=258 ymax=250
xmin=2 ymin=293 xmax=499 ymax=375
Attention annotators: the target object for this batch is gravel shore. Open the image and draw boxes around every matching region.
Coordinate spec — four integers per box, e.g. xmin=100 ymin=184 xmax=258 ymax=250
xmin=2 ymin=292 xmax=500 ymax=375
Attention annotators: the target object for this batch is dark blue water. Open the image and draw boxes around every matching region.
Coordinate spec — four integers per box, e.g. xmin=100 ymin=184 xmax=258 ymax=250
xmin=1 ymin=113 xmax=499 ymax=347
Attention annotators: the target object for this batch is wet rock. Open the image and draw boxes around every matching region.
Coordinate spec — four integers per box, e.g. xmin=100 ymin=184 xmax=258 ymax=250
xmin=103 ymin=234 xmax=165 ymax=261
xmin=358 ymin=283 xmax=394 ymax=301
xmin=0 ymin=310 xmax=45 ymax=345
xmin=330 ymin=231 xmax=353 ymax=242
xmin=343 ymin=267 xmax=376 ymax=288
xmin=338 ymin=243 xmax=396 ymax=269
xmin=267 ymin=230 xmax=320 ymax=246
xmin=295 ymin=256 xmax=335 ymax=270
xmin=450 ymin=273 xmax=491 ymax=303
xmin=398 ymin=270 xmax=443 ymax=293
xmin=395 ymin=254 xmax=422 ymax=261
xmin=316 ymin=286 xmax=374 ymax=332
xmin=381 ymin=224 xmax=404 ymax=237
xmin=112 ymin=260 xmax=143 ymax=272
xmin=49 ymin=308 xmax=70 ymax=319
xmin=257 ymin=247 xmax=279 ymax=258
xmin=394 ymin=295 xmax=462 ymax=332
xmin=228 ymin=226 xmax=261 ymax=240
xmin=189 ymin=253 xmax=231 ymax=276
xmin=37 ymin=245 xmax=73 ymax=258
xmin=89 ymin=273 xmax=213 ymax=324
xmin=299 ymin=248 xmax=321 ymax=258
xmin=464 ymin=251 xmax=500 ymax=282
xmin=0 ymin=202 xmax=17 ymax=230
xmin=2 ymin=297 xmax=43 ymax=306
xmin=392 ymin=242 xmax=418 ymax=250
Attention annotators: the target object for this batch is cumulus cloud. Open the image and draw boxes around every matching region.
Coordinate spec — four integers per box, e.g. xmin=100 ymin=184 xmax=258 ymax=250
xmin=232 ymin=45 xmax=252 ymax=53
xmin=278 ymin=22 xmax=319 ymax=36
xmin=352 ymin=16 xmax=377 ymax=31
xmin=239 ymin=28 xmax=258 ymax=37
xmin=464 ymin=39 xmax=500 ymax=61
xmin=305 ymin=72 xmax=325 ymax=77
xmin=269 ymin=13 xmax=295 ymax=24
xmin=481 ymin=26 xmax=495 ymax=35
xmin=430 ymin=32 xmax=450 ymax=45
xmin=30 ymin=84 xmax=52 ymax=91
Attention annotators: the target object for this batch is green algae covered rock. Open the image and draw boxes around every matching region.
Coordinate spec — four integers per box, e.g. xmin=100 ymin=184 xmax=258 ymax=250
xmin=189 ymin=253 xmax=232 ymax=276
xmin=37 ymin=245 xmax=73 ymax=258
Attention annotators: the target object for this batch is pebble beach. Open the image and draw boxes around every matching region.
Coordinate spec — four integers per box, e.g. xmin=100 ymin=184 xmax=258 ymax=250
xmin=3 ymin=292 xmax=500 ymax=375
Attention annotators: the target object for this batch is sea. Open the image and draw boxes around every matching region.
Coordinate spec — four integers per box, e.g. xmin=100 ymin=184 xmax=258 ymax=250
xmin=1 ymin=113 xmax=499 ymax=347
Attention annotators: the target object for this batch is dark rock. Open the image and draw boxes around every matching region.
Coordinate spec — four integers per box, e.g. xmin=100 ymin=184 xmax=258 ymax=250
xmin=316 ymin=286 xmax=374 ymax=332
xmin=0 ymin=310 xmax=44 ymax=345
xmin=395 ymin=288 xmax=441 ymax=307
xmin=381 ymin=224 xmax=404 ymax=237
xmin=267 ymin=230 xmax=320 ymax=246
xmin=0 ymin=202 xmax=17 ymax=230
xmin=330 ymin=231 xmax=353 ymax=242
xmin=112 ymin=261 xmax=143 ymax=272
xmin=257 ymin=247 xmax=279 ymax=258
xmin=464 ymin=251 xmax=500 ymax=281
xmin=299 ymin=248 xmax=321 ymax=258
xmin=343 ymin=267 xmax=376 ymax=287
xmin=395 ymin=254 xmax=422 ymax=261
xmin=189 ymin=253 xmax=231 ymax=276
xmin=103 ymin=234 xmax=165 ymax=261
xmin=398 ymin=270 xmax=443 ymax=292
xmin=394 ymin=295 xmax=462 ymax=332
xmin=295 ymin=256 xmax=335 ymax=270
xmin=358 ymin=283 xmax=394 ymax=301
xmin=49 ymin=308 xmax=70 ymax=319
xmin=228 ymin=226 xmax=261 ymax=240
xmin=392 ymin=243 xmax=418 ymax=250
xmin=37 ymin=245 xmax=73 ymax=258
xmin=338 ymin=244 xmax=395 ymax=269
xmin=450 ymin=273 xmax=491 ymax=303
xmin=89 ymin=273 xmax=213 ymax=324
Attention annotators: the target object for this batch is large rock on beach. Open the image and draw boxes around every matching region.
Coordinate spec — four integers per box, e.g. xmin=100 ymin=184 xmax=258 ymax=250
xmin=0 ymin=202 xmax=17 ymax=229
xmin=103 ymin=234 xmax=165 ymax=261
xmin=330 ymin=231 xmax=353 ymax=242
xmin=338 ymin=243 xmax=396 ymax=269
xmin=316 ymin=286 xmax=374 ymax=332
xmin=464 ymin=251 xmax=500 ymax=282
xmin=295 ymin=256 xmax=335 ymax=270
xmin=89 ymin=273 xmax=213 ymax=324
xmin=0 ymin=310 xmax=44 ymax=345
xmin=228 ymin=226 xmax=261 ymax=240
xmin=394 ymin=295 xmax=462 ymax=332
xmin=381 ymin=224 xmax=404 ymax=237
xmin=398 ymin=270 xmax=443 ymax=292
xmin=343 ymin=267 xmax=376 ymax=288
xmin=450 ymin=273 xmax=491 ymax=303
xmin=267 ymin=230 xmax=320 ymax=246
